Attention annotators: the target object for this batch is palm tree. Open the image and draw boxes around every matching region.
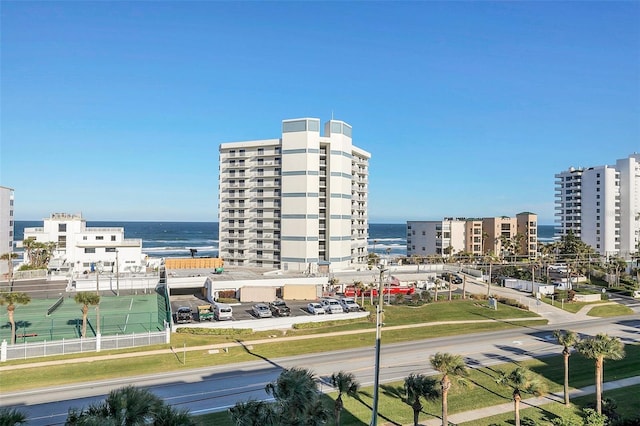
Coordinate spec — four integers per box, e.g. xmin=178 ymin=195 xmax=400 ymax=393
xmin=330 ymin=371 xmax=360 ymax=426
xmin=0 ymin=252 xmax=18 ymax=285
xmin=264 ymin=367 xmax=329 ymax=425
xmin=0 ymin=407 xmax=28 ymax=425
xmin=229 ymin=400 xmax=276 ymax=426
xmin=575 ymin=333 xmax=626 ymax=414
xmin=74 ymin=291 xmax=101 ymax=338
xmin=154 ymin=404 xmax=195 ymax=426
xmin=0 ymin=291 xmax=31 ymax=344
xmin=553 ymin=329 xmax=580 ymax=406
xmin=403 ymin=373 xmax=439 ymax=426
xmin=65 ymin=385 xmax=190 ymax=425
xmin=430 ymin=352 xmax=469 ymax=426
xmin=496 ymin=367 xmax=546 ymax=426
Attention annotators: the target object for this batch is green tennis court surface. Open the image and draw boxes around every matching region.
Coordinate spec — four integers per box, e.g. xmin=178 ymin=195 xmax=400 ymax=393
xmin=0 ymin=293 xmax=165 ymax=343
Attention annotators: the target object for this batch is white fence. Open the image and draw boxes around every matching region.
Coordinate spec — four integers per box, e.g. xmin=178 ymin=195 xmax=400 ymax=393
xmin=1 ymin=328 xmax=170 ymax=362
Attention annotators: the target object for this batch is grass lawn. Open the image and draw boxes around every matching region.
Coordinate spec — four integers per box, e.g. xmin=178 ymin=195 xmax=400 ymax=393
xmin=586 ymin=304 xmax=635 ymax=317
xmin=195 ymin=344 xmax=639 ymax=426
xmin=459 ymin=384 xmax=640 ymax=425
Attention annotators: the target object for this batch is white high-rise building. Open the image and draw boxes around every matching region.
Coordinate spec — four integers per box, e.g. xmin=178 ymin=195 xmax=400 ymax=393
xmin=555 ymin=153 xmax=640 ymax=257
xmin=0 ymin=186 xmax=15 ymax=278
xmin=218 ymin=117 xmax=370 ymax=272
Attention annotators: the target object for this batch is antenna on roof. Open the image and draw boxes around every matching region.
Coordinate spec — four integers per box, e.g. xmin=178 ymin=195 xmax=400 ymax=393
xmin=331 ymin=110 xmax=334 ymax=120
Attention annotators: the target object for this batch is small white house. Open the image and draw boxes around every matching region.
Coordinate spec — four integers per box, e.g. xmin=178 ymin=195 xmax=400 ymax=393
xmin=22 ymin=213 xmax=145 ymax=276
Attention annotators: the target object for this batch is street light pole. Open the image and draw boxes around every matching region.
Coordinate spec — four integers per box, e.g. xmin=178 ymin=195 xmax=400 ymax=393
xmin=370 ymin=261 xmax=387 ymax=426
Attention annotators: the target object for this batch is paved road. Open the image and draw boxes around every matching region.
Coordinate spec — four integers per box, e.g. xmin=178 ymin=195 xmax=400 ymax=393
xmin=3 ymin=315 xmax=638 ymax=426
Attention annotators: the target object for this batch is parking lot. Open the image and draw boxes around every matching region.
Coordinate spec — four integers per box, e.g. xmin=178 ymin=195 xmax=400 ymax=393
xmin=170 ymin=296 xmax=364 ymax=323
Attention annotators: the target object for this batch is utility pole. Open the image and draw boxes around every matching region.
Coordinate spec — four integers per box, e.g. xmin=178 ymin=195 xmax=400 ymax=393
xmin=370 ymin=261 xmax=387 ymax=426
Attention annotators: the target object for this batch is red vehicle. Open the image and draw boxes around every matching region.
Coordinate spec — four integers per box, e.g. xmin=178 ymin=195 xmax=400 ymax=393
xmin=344 ymin=284 xmax=415 ymax=297
xmin=363 ymin=286 xmax=415 ymax=297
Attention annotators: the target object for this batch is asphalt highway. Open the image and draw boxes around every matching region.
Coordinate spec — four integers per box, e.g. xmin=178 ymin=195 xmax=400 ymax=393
xmin=3 ymin=315 xmax=639 ymax=426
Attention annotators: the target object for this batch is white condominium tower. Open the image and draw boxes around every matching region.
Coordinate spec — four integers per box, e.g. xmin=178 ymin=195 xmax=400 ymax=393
xmin=0 ymin=186 xmax=15 ymax=278
xmin=555 ymin=153 xmax=640 ymax=258
xmin=218 ymin=118 xmax=371 ymax=272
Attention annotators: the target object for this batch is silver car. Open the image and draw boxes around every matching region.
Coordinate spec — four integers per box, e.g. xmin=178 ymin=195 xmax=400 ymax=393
xmin=252 ymin=303 xmax=272 ymax=318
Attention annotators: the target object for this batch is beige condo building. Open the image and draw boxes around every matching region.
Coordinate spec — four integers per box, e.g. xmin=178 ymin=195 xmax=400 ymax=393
xmin=407 ymin=212 xmax=538 ymax=259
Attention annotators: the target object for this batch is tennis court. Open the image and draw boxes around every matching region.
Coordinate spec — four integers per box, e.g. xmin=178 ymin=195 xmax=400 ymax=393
xmin=0 ymin=292 xmax=166 ymax=344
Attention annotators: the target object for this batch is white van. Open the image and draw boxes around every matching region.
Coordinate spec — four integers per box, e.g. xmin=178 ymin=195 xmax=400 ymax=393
xmin=213 ymin=302 xmax=233 ymax=321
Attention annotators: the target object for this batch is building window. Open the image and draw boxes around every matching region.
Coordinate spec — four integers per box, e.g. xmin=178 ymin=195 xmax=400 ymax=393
xmin=59 ymin=224 xmax=67 ymax=232
xmin=96 ymin=236 xmax=104 ymax=240
xmin=258 ymin=148 xmax=264 ymax=155
xmin=106 ymin=247 xmax=116 ymax=253
xmin=111 ymin=236 xmax=116 ymax=241
xmin=58 ymin=236 xmax=66 ymax=249
xmin=85 ymin=248 xmax=96 ymax=254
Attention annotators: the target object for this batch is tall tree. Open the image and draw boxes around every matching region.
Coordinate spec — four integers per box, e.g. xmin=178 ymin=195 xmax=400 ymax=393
xmin=496 ymin=367 xmax=546 ymax=426
xmin=403 ymin=373 xmax=439 ymax=426
xmin=330 ymin=371 xmax=359 ymax=426
xmin=575 ymin=333 xmax=626 ymax=414
xmin=553 ymin=329 xmax=580 ymax=406
xmin=0 ymin=291 xmax=31 ymax=344
xmin=430 ymin=352 xmax=469 ymax=426
xmin=74 ymin=292 xmax=101 ymax=338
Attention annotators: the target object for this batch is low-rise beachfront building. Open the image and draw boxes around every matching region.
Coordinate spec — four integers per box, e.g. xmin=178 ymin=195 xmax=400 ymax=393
xmin=218 ymin=117 xmax=371 ymax=273
xmin=555 ymin=153 xmax=640 ymax=258
xmin=0 ymin=186 xmax=15 ymax=279
xmin=407 ymin=212 xmax=538 ymax=259
xmin=22 ymin=213 xmax=145 ymax=276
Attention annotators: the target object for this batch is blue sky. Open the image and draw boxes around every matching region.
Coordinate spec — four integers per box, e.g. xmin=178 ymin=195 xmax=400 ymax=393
xmin=1 ymin=1 xmax=638 ymax=225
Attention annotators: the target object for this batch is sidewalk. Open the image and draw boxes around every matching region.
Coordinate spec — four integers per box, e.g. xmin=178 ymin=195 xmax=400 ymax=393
xmin=409 ymin=375 xmax=640 ymax=426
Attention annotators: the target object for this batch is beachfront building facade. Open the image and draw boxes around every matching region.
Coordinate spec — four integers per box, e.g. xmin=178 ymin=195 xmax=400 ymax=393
xmin=406 ymin=219 xmax=467 ymax=258
xmin=218 ymin=117 xmax=371 ymax=272
xmin=0 ymin=186 xmax=15 ymax=279
xmin=407 ymin=212 xmax=538 ymax=260
xmin=555 ymin=153 xmax=640 ymax=258
xmin=22 ymin=213 xmax=145 ymax=275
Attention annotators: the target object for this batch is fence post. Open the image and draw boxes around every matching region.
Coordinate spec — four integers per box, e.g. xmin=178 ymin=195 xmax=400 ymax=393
xmin=165 ymin=323 xmax=171 ymax=344
xmin=96 ymin=333 xmax=101 ymax=352
xmin=1 ymin=339 xmax=6 ymax=362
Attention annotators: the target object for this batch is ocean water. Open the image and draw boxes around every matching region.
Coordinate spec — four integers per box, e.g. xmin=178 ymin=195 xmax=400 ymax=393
xmin=13 ymin=221 xmax=556 ymax=259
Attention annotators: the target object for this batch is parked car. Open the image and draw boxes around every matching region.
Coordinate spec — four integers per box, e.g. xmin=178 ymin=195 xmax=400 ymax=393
xmin=252 ymin=303 xmax=273 ymax=318
xmin=307 ymin=302 xmax=325 ymax=315
xmin=213 ymin=302 xmax=233 ymax=321
xmin=321 ymin=298 xmax=344 ymax=314
xmin=339 ymin=297 xmax=361 ymax=312
xmin=175 ymin=307 xmax=192 ymax=324
xmin=269 ymin=299 xmax=291 ymax=317
xmin=441 ymin=272 xmax=463 ymax=284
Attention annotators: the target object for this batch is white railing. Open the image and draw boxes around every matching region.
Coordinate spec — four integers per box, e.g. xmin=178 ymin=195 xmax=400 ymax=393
xmin=1 ymin=328 xmax=170 ymax=362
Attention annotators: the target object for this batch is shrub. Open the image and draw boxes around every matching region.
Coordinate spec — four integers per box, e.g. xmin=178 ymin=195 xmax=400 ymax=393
xmin=292 ymin=317 xmax=368 ymax=329
xmin=175 ymin=327 xmax=252 ymax=336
